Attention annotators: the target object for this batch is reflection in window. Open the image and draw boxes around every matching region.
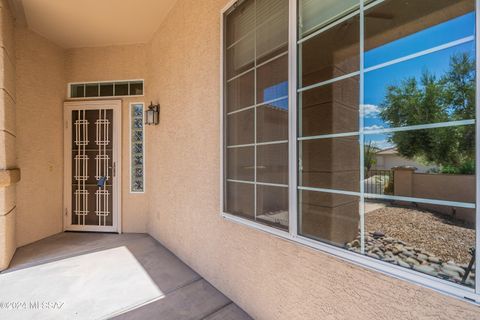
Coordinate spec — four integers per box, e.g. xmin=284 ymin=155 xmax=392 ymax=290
xmin=351 ymin=198 xmax=476 ymax=287
xmin=100 ymin=83 xmax=114 ymax=97
xmin=131 ymin=104 xmax=144 ymax=193
xmin=300 ymin=76 xmax=359 ymax=137
xmin=299 ymin=0 xmax=359 ymax=38
xmin=85 ymin=84 xmax=99 ymax=97
xmin=298 ymin=0 xmax=477 ymax=288
xmin=115 ymin=82 xmax=129 ymax=96
xmin=300 ymin=13 xmax=359 ymax=87
xmin=364 ymin=0 xmax=475 ymax=68
xmin=364 ymin=125 xmax=475 ymax=198
xmin=224 ymin=0 xmax=289 ymax=230
xmin=130 ymin=81 xmax=144 ymax=96
xmin=257 ymin=99 xmax=288 ymax=142
xmin=71 ymin=84 xmax=85 ymax=98
xmin=364 ymin=42 xmax=475 ymax=132
xmin=257 ymin=54 xmax=288 ymax=103
xmin=300 ymin=137 xmax=360 ymax=193
xmin=300 ymin=190 xmax=360 ymax=247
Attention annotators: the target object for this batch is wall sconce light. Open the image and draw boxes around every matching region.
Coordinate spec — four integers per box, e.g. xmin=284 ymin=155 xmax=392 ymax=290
xmin=145 ymin=102 xmax=160 ymax=125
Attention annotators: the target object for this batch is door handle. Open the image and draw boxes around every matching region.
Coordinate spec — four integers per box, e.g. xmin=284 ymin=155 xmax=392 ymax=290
xmin=108 ymin=163 xmax=116 ymax=177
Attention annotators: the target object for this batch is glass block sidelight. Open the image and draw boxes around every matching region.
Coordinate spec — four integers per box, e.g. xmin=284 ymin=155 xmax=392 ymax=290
xmin=131 ymin=103 xmax=145 ymax=192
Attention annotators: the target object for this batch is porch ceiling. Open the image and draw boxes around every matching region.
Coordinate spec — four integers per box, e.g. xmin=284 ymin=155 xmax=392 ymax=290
xmin=16 ymin=0 xmax=177 ymax=48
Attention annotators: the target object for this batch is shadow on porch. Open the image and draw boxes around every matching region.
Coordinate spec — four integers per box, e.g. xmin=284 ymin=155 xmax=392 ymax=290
xmin=0 ymin=233 xmax=252 ymax=320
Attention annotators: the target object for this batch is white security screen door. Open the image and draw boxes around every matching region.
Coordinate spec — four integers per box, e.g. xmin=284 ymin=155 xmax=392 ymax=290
xmin=64 ymin=100 xmax=122 ymax=232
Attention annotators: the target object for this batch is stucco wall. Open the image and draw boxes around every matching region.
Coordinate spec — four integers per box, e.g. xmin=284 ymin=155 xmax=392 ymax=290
xmin=15 ymin=27 xmax=65 ymax=246
xmin=393 ymin=168 xmax=476 ymax=223
xmin=375 ymin=154 xmax=437 ymax=173
xmin=144 ymin=1 xmax=480 ymax=319
xmin=65 ymin=44 xmax=149 ymax=233
xmin=0 ymin=0 xmax=16 ymax=270
xmin=14 ymin=42 xmax=148 ymax=246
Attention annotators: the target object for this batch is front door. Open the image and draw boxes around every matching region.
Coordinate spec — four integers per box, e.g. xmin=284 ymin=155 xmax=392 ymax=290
xmin=64 ymin=100 xmax=122 ymax=232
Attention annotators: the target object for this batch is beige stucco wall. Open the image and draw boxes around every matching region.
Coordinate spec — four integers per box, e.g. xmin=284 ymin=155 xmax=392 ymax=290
xmin=144 ymin=1 xmax=480 ymax=319
xmin=15 ymin=26 xmax=65 ymax=246
xmin=13 ymin=42 xmax=149 ymax=246
xmin=0 ymin=0 xmax=16 ymax=270
xmin=65 ymin=44 xmax=149 ymax=233
xmin=5 ymin=0 xmax=480 ymax=317
xmin=374 ymin=153 xmax=437 ymax=173
xmin=394 ymin=168 xmax=476 ymax=223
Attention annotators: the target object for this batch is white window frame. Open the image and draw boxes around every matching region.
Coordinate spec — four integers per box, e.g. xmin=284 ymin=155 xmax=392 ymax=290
xmin=220 ymin=0 xmax=480 ymax=304
xmin=68 ymin=79 xmax=145 ymax=99
xmin=129 ymin=102 xmax=146 ymax=194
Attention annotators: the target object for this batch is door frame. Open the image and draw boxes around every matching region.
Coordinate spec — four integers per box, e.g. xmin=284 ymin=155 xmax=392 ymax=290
xmin=63 ymin=100 xmax=122 ymax=233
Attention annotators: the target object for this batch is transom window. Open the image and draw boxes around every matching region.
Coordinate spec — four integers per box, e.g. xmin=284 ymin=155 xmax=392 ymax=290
xmin=223 ymin=0 xmax=479 ymax=302
xmin=69 ymin=80 xmax=144 ymax=98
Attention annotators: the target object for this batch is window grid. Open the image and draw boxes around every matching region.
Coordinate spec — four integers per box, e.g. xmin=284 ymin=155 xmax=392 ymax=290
xmin=298 ymin=120 xmax=477 ymax=141
xmin=297 ymin=36 xmax=475 ymax=95
xmin=296 ymin=1 xmax=477 ymax=212
xmin=227 ymin=5 xmax=287 ymax=51
xmin=227 ymin=179 xmax=288 ymax=188
xmin=298 ymin=3 xmax=360 ymax=44
xmin=299 ymin=0 xmax=361 ymax=40
xmin=226 ymin=50 xmax=288 ymax=83
xmin=227 ymin=139 xmax=288 ymax=149
xmin=296 ymin=0 xmax=478 ymax=296
xmin=359 ymin=0 xmax=366 ymax=254
xmin=227 ymin=95 xmax=289 ymax=116
xmin=225 ymin=0 xmax=289 ymax=227
xmin=69 ymin=80 xmax=144 ymax=99
xmin=253 ymin=0 xmax=258 ymax=222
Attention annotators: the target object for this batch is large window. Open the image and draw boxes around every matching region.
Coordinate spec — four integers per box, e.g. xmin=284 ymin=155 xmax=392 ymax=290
xmin=223 ymin=0 xmax=289 ymax=230
xmin=222 ymin=0 xmax=479 ymax=301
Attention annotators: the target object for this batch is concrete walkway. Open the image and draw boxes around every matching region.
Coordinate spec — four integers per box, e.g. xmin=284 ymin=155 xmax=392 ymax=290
xmin=2 ymin=233 xmax=252 ymax=320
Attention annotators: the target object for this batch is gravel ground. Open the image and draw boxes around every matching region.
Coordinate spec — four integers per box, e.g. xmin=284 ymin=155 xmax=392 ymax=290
xmin=365 ymin=204 xmax=475 ymax=264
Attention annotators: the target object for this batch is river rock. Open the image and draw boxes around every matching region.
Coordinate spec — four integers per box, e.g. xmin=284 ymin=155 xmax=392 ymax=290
xmin=397 ymin=259 xmax=411 ymax=268
xmin=440 ymin=269 xmax=460 ymax=278
xmin=442 ymin=264 xmax=465 ymax=276
xmin=383 ymin=257 xmax=396 ymax=263
xmin=372 ymin=231 xmax=385 ymax=239
xmin=427 ymin=256 xmax=440 ymax=263
xmin=416 ymin=254 xmax=428 ymax=261
xmin=406 ymin=257 xmax=420 ymax=266
xmin=402 ymin=250 xmax=415 ymax=258
xmin=413 ymin=265 xmax=437 ymax=276
xmin=367 ymin=252 xmax=380 ymax=259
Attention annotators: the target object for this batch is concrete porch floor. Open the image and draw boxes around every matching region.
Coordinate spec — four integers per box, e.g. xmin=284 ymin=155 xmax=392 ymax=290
xmin=1 ymin=233 xmax=252 ymax=320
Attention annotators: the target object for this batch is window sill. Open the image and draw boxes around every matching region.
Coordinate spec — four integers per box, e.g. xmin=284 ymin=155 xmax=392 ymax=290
xmin=221 ymin=212 xmax=480 ymax=305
